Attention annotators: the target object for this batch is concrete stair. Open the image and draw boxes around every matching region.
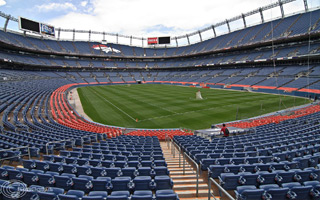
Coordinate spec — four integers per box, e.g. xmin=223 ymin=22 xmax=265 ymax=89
xmin=161 ymin=141 xmax=213 ymax=200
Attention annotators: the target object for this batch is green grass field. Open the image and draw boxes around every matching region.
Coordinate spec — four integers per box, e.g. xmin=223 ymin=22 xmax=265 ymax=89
xmin=77 ymin=84 xmax=310 ymax=130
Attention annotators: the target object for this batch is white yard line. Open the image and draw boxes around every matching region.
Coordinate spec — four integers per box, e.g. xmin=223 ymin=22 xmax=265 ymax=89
xmin=92 ymin=90 xmax=137 ymax=122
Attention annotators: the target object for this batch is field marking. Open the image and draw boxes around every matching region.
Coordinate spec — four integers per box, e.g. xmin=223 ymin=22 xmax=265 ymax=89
xmin=91 ymin=89 xmax=137 ymax=122
xmin=128 ymin=95 xmax=178 ymax=114
xmin=138 ymin=101 xmax=252 ymax=122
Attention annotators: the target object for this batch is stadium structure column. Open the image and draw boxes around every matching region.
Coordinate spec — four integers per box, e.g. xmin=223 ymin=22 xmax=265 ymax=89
xmin=73 ymin=29 xmax=75 ymax=41
xmin=259 ymin=8 xmax=264 ymax=23
xmin=186 ymin=34 xmax=190 ymax=45
xmin=4 ymin=17 xmax=9 ymax=32
xmin=226 ymin=20 xmax=231 ymax=33
xmin=175 ymin=37 xmax=178 ymax=47
xmin=278 ymin=0 xmax=284 ymax=18
xmin=116 ymin=33 xmax=118 ymax=44
xmin=211 ymin=25 xmax=216 ymax=37
xmin=242 ymin=14 xmax=247 ymax=28
xmin=198 ymin=31 xmax=203 ymax=42
xmin=57 ymin=28 xmax=61 ymax=40
xmin=89 ymin=30 xmax=91 ymax=42
xmin=130 ymin=36 xmax=132 ymax=46
xmin=303 ymin=0 xmax=308 ymax=11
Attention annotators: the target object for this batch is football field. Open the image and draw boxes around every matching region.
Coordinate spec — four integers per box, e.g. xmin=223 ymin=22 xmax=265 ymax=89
xmin=77 ymin=84 xmax=309 ymax=130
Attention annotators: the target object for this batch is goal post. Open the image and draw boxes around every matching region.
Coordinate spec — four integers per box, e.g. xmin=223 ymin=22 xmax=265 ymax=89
xmin=196 ymin=89 xmax=203 ymax=100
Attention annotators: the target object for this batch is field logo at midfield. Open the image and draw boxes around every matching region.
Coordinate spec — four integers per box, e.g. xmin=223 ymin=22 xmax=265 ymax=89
xmin=92 ymin=44 xmax=121 ymax=54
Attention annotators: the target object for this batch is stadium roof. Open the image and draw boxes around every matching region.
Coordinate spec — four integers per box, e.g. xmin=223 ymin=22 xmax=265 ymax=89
xmin=0 ymin=0 xmax=319 ymax=46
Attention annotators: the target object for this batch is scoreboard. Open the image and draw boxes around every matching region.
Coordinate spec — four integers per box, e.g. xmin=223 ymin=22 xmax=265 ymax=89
xmin=19 ymin=17 xmax=55 ymax=37
xmin=147 ymin=36 xmax=170 ymax=45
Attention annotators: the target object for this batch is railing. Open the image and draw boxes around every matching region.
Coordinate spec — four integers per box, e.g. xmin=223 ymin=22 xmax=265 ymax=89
xmin=45 ymin=139 xmax=75 ymax=155
xmin=171 ymin=139 xmax=182 ymax=167
xmin=208 ymin=177 xmax=235 ymax=200
xmin=0 ymin=146 xmax=31 ymax=161
xmin=183 ymin=152 xmax=199 ymax=197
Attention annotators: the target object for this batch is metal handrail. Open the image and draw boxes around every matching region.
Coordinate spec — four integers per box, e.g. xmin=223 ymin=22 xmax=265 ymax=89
xmin=171 ymin=139 xmax=182 ymax=167
xmin=0 ymin=146 xmax=31 ymax=161
xmin=208 ymin=177 xmax=235 ymax=200
xmin=45 ymin=139 xmax=75 ymax=155
xmin=183 ymin=152 xmax=199 ymax=197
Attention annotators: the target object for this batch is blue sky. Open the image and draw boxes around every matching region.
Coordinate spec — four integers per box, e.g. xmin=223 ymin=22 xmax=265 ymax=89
xmin=0 ymin=0 xmax=319 ymax=45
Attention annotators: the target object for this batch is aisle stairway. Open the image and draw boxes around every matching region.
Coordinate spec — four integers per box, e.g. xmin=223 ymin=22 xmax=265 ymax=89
xmin=160 ymin=141 xmax=212 ymax=200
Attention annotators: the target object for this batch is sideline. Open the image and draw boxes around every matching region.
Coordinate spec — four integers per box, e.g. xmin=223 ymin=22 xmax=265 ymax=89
xmin=69 ymin=88 xmax=93 ymax=121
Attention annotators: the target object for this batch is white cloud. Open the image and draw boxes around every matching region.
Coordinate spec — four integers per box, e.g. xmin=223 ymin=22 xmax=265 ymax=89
xmin=48 ymin=0 xmax=307 ymax=42
xmin=0 ymin=0 xmax=6 ymax=6
xmin=81 ymin=1 xmax=88 ymax=7
xmin=36 ymin=2 xmax=77 ymax=12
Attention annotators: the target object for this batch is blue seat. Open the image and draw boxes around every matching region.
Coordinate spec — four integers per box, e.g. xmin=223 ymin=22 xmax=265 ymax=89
xmin=154 ymin=160 xmax=166 ymax=167
xmin=230 ymin=158 xmax=246 ymax=165
xmin=303 ymin=181 xmax=320 ymax=199
xmin=154 ymin=166 xmax=169 ymax=176
xmin=22 ymin=170 xmax=42 ymax=185
xmin=38 ymin=187 xmax=65 ymax=200
xmin=0 ymin=166 xmax=14 ymax=180
xmin=224 ymin=164 xmax=241 ymax=174
xmin=208 ymin=165 xmax=225 ymax=179
xmin=54 ymin=174 xmax=75 ymax=191
xmin=92 ymin=177 xmax=112 ymax=192
xmin=256 ymin=171 xmax=277 ymax=185
xmin=283 ymin=182 xmax=313 ymax=200
xmin=7 ymin=167 xmax=27 ymax=181
xmin=35 ymin=160 xmax=50 ymax=171
xmin=133 ymin=176 xmax=156 ymax=191
xmin=239 ymin=164 xmax=255 ymax=173
xmin=155 ymin=189 xmax=179 ymax=200
xmin=215 ymin=158 xmax=230 ymax=165
xmin=38 ymin=171 xmax=59 ymax=187
xmin=107 ymin=191 xmax=130 ymax=200
xmin=111 ymin=176 xmax=134 ymax=191
xmin=77 ymin=165 xmax=92 ymax=176
xmin=275 ymin=170 xmax=295 ymax=184
xmin=91 ymin=167 xmax=107 ymax=178
xmin=293 ymin=157 xmax=309 ymax=169
xmin=48 ymin=162 xmax=64 ymax=174
xmin=62 ymin=164 xmax=78 ymax=175
xmin=21 ymin=185 xmax=45 ymax=200
xmin=260 ymin=184 xmax=289 ymax=200
xmin=238 ymin=172 xmax=259 ymax=186
xmin=88 ymin=191 xmax=108 ymax=199
xmin=138 ymin=167 xmax=155 ymax=177
xmin=23 ymin=159 xmax=37 ymax=170
xmin=72 ymin=177 xmax=93 ymax=193
xmin=200 ymin=158 xmax=216 ymax=171
xmin=89 ymin=160 xmax=102 ymax=167
xmin=101 ymin=160 xmax=113 ymax=168
xmin=105 ymin=167 xmax=122 ymax=179
xmin=235 ymin=185 xmax=263 ymax=200
xmin=58 ymin=190 xmax=85 ymax=200
xmin=131 ymin=190 xmax=153 ymax=200
xmin=122 ymin=167 xmax=139 ymax=178
xmin=155 ymin=175 xmax=173 ymax=190
xmin=219 ymin=173 xmax=240 ymax=190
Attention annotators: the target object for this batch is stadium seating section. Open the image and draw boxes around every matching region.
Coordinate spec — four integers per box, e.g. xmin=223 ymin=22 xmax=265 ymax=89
xmin=0 ymin=6 xmax=319 ymax=200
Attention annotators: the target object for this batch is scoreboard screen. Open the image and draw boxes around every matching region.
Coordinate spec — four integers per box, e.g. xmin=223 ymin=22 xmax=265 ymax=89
xmin=19 ymin=17 xmax=40 ymax=33
xmin=147 ymin=36 xmax=170 ymax=45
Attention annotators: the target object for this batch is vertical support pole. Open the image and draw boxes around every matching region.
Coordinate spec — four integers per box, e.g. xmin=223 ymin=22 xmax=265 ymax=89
xmin=212 ymin=25 xmax=216 ymax=37
xmin=116 ymin=34 xmax=118 ymax=44
xmin=303 ymin=0 xmax=308 ymax=11
xmin=259 ymin=8 xmax=264 ymax=23
xmin=88 ymin=30 xmax=91 ymax=42
xmin=242 ymin=14 xmax=247 ymax=28
xmin=186 ymin=34 xmax=190 ymax=45
xmin=198 ymin=31 xmax=202 ymax=42
xmin=58 ymin=28 xmax=61 ymax=40
xmin=73 ymin=29 xmax=75 ymax=41
xmin=226 ymin=20 xmax=231 ymax=33
xmin=175 ymin=37 xmax=178 ymax=47
xmin=4 ymin=17 xmax=9 ymax=32
xmin=130 ymin=36 xmax=132 ymax=46
xmin=279 ymin=0 xmax=284 ymax=18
